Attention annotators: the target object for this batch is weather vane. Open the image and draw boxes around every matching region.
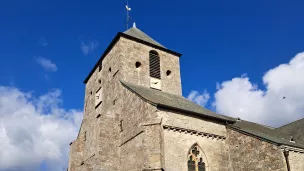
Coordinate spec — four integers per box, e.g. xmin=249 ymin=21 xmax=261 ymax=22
xmin=125 ymin=0 xmax=132 ymax=29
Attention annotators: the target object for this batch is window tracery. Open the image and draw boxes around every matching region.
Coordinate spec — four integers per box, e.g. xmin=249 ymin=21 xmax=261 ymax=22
xmin=188 ymin=144 xmax=206 ymax=171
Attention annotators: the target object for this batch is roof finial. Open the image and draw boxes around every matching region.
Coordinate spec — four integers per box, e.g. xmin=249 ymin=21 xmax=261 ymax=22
xmin=125 ymin=0 xmax=132 ymax=29
xmin=133 ymin=22 xmax=136 ymax=28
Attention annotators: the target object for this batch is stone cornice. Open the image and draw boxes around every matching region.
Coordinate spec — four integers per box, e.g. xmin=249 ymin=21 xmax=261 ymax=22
xmin=280 ymin=145 xmax=304 ymax=153
xmin=163 ymin=125 xmax=226 ymax=140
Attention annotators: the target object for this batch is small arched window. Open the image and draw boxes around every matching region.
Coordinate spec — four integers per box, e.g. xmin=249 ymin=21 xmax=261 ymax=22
xmin=188 ymin=144 xmax=206 ymax=171
xmin=149 ymin=50 xmax=161 ymax=79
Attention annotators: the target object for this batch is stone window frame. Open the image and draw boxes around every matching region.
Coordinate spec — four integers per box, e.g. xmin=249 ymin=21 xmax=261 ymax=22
xmin=187 ymin=143 xmax=208 ymax=171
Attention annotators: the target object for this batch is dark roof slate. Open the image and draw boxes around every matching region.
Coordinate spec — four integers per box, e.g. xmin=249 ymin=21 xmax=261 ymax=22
xmin=123 ymin=27 xmax=165 ymax=48
xmin=276 ymin=118 xmax=304 ymax=145
xmin=229 ymin=120 xmax=304 ymax=149
xmin=120 ymin=80 xmax=236 ymax=123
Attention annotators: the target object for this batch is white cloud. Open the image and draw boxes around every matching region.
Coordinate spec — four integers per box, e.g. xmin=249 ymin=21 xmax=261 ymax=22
xmin=212 ymin=52 xmax=304 ymax=127
xmin=35 ymin=57 xmax=57 ymax=72
xmin=187 ymin=90 xmax=210 ymax=107
xmin=38 ymin=37 xmax=48 ymax=47
xmin=0 ymin=86 xmax=83 ymax=171
xmin=80 ymin=41 xmax=99 ymax=55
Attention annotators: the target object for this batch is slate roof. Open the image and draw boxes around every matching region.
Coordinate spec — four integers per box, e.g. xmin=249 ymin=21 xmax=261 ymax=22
xmin=276 ymin=118 xmax=304 ymax=145
xmin=120 ymin=80 xmax=236 ymax=123
xmin=229 ymin=120 xmax=304 ymax=149
xmin=123 ymin=27 xmax=165 ymax=48
xmin=120 ymin=81 xmax=304 ymax=149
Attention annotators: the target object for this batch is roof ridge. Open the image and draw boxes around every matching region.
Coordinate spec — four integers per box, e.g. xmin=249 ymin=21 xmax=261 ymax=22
xmin=276 ymin=118 xmax=304 ymax=129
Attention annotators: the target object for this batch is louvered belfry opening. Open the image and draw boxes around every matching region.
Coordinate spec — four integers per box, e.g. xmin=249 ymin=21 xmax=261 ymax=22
xmin=149 ymin=50 xmax=161 ymax=79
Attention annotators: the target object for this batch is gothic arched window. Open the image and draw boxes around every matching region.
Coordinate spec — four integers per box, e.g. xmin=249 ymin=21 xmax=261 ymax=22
xmin=149 ymin=50 xmax=161 ymax=79
xmin=188 ymin=144 xmax=206 ymax=171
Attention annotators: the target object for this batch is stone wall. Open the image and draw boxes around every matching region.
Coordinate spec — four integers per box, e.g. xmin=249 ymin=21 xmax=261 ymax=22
xmin=119 ymin=37 xmax=182 ymax=95
xmin=68 ymin=129 xmax=85 ymax=171
xmin=119 ymin=86 xmax=163 ymax=171
xmin=289 ymin=151 xmax=304 ymax=171
xmin=226 ymin=128 xmax=287 ymax=171
xmin=158 ymin=110 xmax=229 ymax=171
xmin=68 ymin=35 xmax=179 ymax=171
xmin=159 ymin=109 xmax=227 ymax=137
xmin=68 ymin=37 xmax=125 ymax=171
xmin=158 ymin=110 xmax=304 ymax=171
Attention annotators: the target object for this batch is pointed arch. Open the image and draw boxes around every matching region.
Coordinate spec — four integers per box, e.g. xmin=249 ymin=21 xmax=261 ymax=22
xmin=187 ymin=143 xmax=208 ymax=171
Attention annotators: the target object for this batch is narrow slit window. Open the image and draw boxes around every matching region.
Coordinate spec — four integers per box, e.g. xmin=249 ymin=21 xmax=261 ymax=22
xmin=113 ymin=99 xmax=116 ymax=105
xmin=119 ymin=120 xmax=123 ymax=132
xmin=96 ymin=114 xmax=101 ymax=118
xmin=149 ymin=50 xmax=161 ymax=79
xmin=98 ymin=61 xmax=102 ymax=72
xmin=95 ymin=88 xmax=102 ymax=108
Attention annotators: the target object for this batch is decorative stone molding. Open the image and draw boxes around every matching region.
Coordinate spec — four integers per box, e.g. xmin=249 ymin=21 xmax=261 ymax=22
xmin=142 ymin=168 xmax=164 ymax=171
xmin=163 ymin=125 xmax=226 ymax=140
xmin=280 ymin=145 xmax=304 ymax=153
xmin=141 ymin=118 xmax=163 ymax=127
xmin=141 ymin=122 xmax=161 ymax=126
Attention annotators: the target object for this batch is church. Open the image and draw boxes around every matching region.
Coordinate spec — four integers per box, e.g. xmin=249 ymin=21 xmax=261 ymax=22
xmin=68 ymin=25 xmax=304 ymax=171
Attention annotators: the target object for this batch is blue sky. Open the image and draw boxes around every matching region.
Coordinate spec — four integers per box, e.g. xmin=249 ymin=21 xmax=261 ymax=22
xmin=1 ymin=0 xmax=304 ymax=110
xmin=1 ymin=0 xmax=304 ymax=170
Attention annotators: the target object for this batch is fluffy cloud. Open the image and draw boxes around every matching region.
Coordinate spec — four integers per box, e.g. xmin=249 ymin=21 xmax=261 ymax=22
xmin=0 ymin=86 xmax=83 ymax=171
xmin=187 ymin=90 xmax=210 ymax=107
xmin=80 ymin=41 xmax=99 ymax=55
xmin=35 ymin=57 xmax=58 ymax=72
xmin=210 ymin=52 xmax=304 ymax=127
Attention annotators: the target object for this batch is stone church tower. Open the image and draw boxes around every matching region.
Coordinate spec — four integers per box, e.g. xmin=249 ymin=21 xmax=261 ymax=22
xmin=68 ymin=26 xmax=304 ymax=171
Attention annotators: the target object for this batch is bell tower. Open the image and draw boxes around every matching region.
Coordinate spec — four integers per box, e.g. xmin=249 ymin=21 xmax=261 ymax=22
xmin=82 ymin=25 xmax=183 ymax=95
xmin=117 ymin=25 xmax=183 ymax=95
xmin=68 ymin=26 xmax=182 ymax=171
